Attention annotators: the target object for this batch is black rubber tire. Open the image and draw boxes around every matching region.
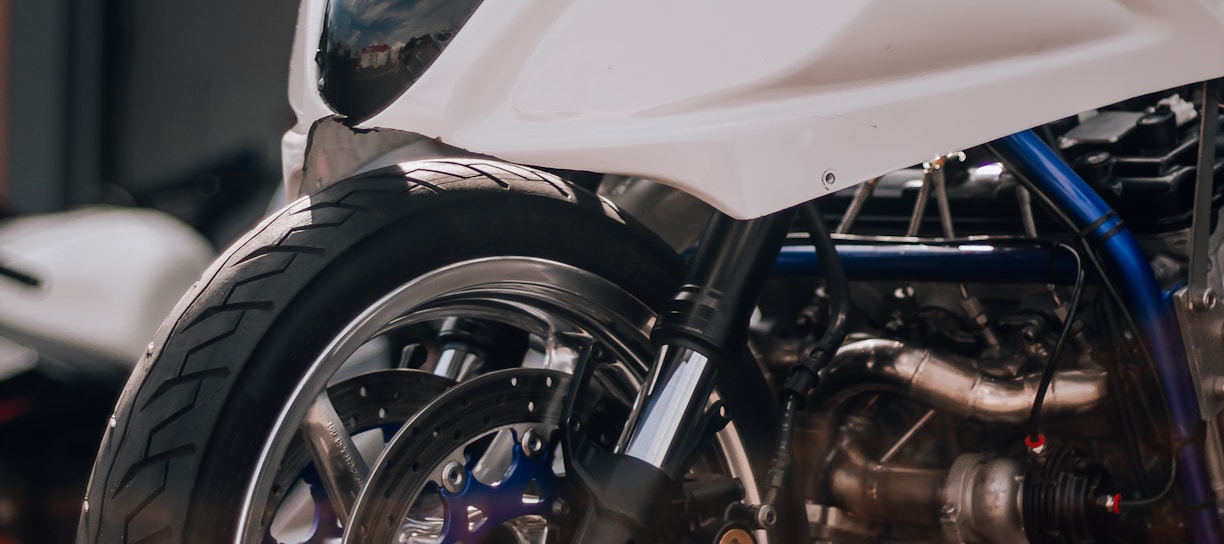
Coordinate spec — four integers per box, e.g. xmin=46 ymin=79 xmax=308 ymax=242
xmin=76 ymin=158 xmax=720 ymax=544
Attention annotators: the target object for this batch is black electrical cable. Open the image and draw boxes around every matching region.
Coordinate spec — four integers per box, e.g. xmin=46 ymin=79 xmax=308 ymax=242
xmin=800 ymin=203 xmax=851 ymax=355
xmin=1027 ymin=242 xmax=1085 ymax=444
xmin=1119 ymin=459 xmax=1178 ymax=507
xmin=993 ymin=153 xmax=1183 ymax=501
xmin=985 ymin=151 xmax=1171 ymax=450
xmin=764 ymin=202 xmax=851 ymax=508
xmin=999 ymin=166 xmax=1155 ymax=380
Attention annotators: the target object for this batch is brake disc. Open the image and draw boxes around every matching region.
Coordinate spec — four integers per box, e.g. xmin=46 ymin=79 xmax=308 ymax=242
xmin=264 ymin=369 xmax=454 ymax=543
xmin=347 ymin=368 xmax=571 ymax=544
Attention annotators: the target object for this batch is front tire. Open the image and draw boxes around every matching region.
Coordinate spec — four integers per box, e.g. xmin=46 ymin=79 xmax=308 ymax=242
xmin=78 ymin=159 xmax=771 ymax=543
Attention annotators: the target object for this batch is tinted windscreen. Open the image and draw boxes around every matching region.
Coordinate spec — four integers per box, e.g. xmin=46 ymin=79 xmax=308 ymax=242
xmin=318 ymin=0 xmax=483 ymax=123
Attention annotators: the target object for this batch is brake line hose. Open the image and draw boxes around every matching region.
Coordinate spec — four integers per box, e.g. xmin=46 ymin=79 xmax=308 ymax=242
xmin=764 ymin=202 xmax=851 ymax=507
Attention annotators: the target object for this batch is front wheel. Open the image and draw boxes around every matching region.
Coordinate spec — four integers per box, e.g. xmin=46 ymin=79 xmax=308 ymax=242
xmin=78 ymin=159 xmax=773 ymax=544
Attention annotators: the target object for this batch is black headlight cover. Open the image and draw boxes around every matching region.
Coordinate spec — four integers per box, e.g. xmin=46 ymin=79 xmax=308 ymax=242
xmin=318 ymin=0 xmax=484 ymax=124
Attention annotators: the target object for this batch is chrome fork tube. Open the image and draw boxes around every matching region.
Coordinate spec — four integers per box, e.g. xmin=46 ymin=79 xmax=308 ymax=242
xmin=619 ymin=345 xmax=712 ymax=467
xmin=618 ymin=210 xmax=793 ymax=474
xmin=570 ymin=209 xmax=792 ymax=542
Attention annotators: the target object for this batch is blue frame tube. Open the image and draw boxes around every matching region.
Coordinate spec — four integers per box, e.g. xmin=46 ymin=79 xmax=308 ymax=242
xmin=774 ymin=243 xmax=1079 ymax=283
xmin=991 ymin=131 xmax=1222 ymax=543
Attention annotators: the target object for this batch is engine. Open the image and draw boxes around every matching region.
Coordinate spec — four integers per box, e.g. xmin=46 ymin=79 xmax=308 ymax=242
xmin=740 ymin=86 xmax=1218 ymax=543
xmin=595 ymin=84 xmax=1221 ymax=543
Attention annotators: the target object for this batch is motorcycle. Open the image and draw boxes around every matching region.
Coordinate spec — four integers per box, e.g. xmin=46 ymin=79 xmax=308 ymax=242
xmin=74 ymin=1 xmax=1224 ymax=543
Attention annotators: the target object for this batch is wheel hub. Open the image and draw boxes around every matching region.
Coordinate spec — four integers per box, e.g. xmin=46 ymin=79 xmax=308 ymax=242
xmin=348 ymin=369 xmax=570 ymax=543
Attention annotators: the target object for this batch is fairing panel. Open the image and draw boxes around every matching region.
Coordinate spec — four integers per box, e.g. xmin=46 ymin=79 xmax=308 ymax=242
xmin=289 ymin=0 xmax=1224 ymax=217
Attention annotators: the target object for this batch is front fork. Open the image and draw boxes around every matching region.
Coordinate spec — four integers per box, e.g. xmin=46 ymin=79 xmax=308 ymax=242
xmin=570 ymin=209 xmax=794 ymax=542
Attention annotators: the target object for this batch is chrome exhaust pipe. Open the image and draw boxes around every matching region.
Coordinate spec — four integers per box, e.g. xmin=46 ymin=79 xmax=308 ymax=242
xmin=819 ymin=339 xmax=1108 ymax=424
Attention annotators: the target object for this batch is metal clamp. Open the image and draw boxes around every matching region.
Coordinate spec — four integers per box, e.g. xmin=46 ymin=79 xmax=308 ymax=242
xmin=1173 ymin=287 xmax=1224 ymax=419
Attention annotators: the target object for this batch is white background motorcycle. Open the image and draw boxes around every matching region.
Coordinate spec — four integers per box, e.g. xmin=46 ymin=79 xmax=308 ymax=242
xmin=0 ymin=206 xmax=212 ymax=543
xmin=76 ymin=1 xmax=1224 ymax=543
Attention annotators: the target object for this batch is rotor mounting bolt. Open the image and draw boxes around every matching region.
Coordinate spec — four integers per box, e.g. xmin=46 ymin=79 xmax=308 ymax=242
xmin=521 ymin=428 xmax=545 ymax=459
xmin=821 ymin=170 xmax=837 ymax=186
xmin=441 ymin=461 xmax=467 ymax=493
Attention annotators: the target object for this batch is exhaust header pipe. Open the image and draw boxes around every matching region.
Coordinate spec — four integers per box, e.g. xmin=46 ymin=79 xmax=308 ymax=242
xmin=818 ymin=339 xmax=1108 ymax=424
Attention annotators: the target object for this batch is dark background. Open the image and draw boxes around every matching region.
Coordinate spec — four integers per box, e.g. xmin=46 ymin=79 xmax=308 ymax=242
xmin=0 ymin=2 xmax=303 ymax=542
xmin=2 ymin=0 xmax=301 ymax=245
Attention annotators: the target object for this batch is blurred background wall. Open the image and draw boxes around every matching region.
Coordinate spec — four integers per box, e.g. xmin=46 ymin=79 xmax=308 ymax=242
xmin=4 ymin=0 xmax=299 ymax=245
xmin=0 ymin=3 xmax=302 ymax=541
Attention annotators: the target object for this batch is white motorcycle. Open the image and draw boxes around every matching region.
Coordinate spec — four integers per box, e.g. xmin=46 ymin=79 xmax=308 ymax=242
xmin=76 ymin=1 xmax=1224 ymax=543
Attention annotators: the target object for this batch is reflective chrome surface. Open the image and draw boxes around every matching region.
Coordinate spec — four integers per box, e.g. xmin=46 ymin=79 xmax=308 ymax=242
xmin=298 ymin=392 xmax=370 ymax=522
xmin=433 ymin=345 xmax=483 ymax=381
xmin=1173 ymin=286 xmax=1224 ymax=419
xmin=236 ymin=257 xmax=761 ymax=543
xmin=821 ymin=339 xmax=1108 ymax=424
xmin=318 ymin=0 xmax=484 ymax=122
xmin=620 ymin=345 xmax=714 ymax=470
xmin=940 ymin=454 xmax=1026 ymax=544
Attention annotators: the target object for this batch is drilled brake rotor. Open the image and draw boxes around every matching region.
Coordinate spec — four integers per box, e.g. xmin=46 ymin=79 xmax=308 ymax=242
xmin=347 ymin=368 xmax=571 ymax=543
xmin=264 ymin=369 xmax=454 ymax=543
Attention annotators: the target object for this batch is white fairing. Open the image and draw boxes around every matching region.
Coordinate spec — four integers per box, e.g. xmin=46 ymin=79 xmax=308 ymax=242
xmin=286 ymin=0 xmax=1224 ymax=219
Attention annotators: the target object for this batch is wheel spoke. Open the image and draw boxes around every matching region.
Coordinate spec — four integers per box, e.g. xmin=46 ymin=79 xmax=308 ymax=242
xmin=470 ymin=429 xmax=518 ymax=485
xmin=544 ymin=328 xmax=594 ymax=373
xmin=298 ymin=392 xmax=369 ymax=523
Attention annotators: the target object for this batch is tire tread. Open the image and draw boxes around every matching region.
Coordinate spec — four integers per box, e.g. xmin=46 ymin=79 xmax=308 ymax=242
xmin=80 ymin=159 xmax=675 ymax=543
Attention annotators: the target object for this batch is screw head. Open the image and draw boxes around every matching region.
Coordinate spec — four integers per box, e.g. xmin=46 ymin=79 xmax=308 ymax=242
xmin=441 ymin=461 xmax=466 ymax=493
xmin=821 ymin=170 xmax=837 ymax=186
xmin=756 ymin=504 xmax=777 ymax=528
xmin=521 ymin=429 xmax=545 ymax=458
xmin=552 ymin=498 xmax=571 ymax=518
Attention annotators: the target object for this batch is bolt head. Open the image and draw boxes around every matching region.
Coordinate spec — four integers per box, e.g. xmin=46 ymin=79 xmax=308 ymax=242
xmin=442 ymin=461 xmax=466 ymax=493
xmin=756 ymin=504 xmax=777 ymax=528
xmin=821 ymin=170 xmax=837 ymax=185
xmin=552 ymin=498 xmax=571 ymax=518
xmin=521 ymin=429 xmax=545 ymax=458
